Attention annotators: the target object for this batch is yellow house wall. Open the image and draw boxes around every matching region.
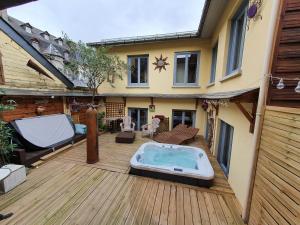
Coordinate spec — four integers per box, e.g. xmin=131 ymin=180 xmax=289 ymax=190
xmin=214 ymin=103 xmax=253 ymax=211
xmin=206 ymin=0 xmax=275 ymax=92
xmin=105 ymin=97 xmax=206 ymax=133
xmin=206 ymin=0 xmax=277 ymax=212
xmin=100 ymin=39 xmax=211 ymax=95
xmin=0 ymin=31 xmax=66 ymax=91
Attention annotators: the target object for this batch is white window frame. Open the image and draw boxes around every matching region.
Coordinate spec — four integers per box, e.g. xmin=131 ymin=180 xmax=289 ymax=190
xmin=173 ymin=51 xmax=200 ymax=86
xmin=210 ymin=42 xmax=218 ymax=83
xmin=172 ymin=110 xmax=196 ymax=128
xmin=127 ymin=55 xmax=149 ymax=86
xmin=226 ymin=0 xmax=248 ymax=75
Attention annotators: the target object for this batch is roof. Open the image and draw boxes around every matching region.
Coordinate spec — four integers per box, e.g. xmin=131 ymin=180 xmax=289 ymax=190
xmin=7 ymin=16 xmax=69 ymax=57
xmin=88 ymin=0 xmax=228 ymax=47
xmin=0 ymin=0 xmax=37 ymax=10
xmin=88 ymin=31 xmax=199 ymax=47
xmin=197 ymin=0 xmax=228 ymax=38
xmin=0 ymin=17 xmax=74 ymax=88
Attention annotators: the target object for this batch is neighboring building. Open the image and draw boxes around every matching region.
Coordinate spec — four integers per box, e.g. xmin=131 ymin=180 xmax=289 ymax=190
xmin=0 ymin=17 xmax=91 ymax=123
xmin=0 ymin=10 xmax=85 ymax=86
xmin=88 ymin=0 xmax=296 ymax=221
xmin=2 ymin=12 xmax=69 ymax=71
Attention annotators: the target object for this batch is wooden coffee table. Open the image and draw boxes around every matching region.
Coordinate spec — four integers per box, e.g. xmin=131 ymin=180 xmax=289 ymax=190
xmin=115 ymin=132 xmax=135 ymax=143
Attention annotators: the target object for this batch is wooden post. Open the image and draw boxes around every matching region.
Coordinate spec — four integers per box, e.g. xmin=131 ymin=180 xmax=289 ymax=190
xmin=86 ymin=106 xmax=99 ymax=164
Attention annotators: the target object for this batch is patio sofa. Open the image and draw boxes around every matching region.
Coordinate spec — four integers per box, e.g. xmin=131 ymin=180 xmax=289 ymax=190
xmin=9 ymin=114 xmax=86 ymax=167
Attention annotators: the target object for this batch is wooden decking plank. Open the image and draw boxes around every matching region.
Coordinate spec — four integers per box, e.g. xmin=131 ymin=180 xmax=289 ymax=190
xmin=217 ymin=195 xmax=236 ymax=225
xmin=197 ymin=192 xmax=210 ymax=225
xmin=25 ymin=168 xmax=105 ymax=225
xmin=167 ymin=185 xmax=177 ymax=225
xmin=150 ymin=182 xmax=165 ymax=225
xmin=44 ymin=170 xmax=110 ymax=225
xmin=3 ymin=165 xmax=92 ymax=225
xmin=183 ymin=187 xmax=194 ymax=225
xmin=204 ymin=192 xmax=220 ymax=225
xmin=210 ymin=194 xmax=227 ymax=225
xmin=96 ymin=177 xmax=136 ymax=225
xmin=0 ymin=161 xmax=76 ymax=210
xmin=141 ymin=181 xmax=160 ymax=225
xmin=176 ymin=185 xmax=185 ymax=225
xmin=61 ymin=171 xmax=121 ymax=225
xmin=123 ymin=179 xmax=150 ymax=225
xmin=158 ymin=183 xmax=171 ymax=225
xmin=131 ymin=180 xmax=155 ymax=225
xmin=110 ymin=178 xmax=147 ymax=225
xmin=190 ymin=189 xmax=202 ymax=225
xmin=89 ymin=174 xmax=133 ymax=225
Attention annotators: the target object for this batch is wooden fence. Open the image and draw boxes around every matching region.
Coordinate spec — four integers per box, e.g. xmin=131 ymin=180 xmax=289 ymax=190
xmin=248 ymin=106 xmax=300 ymax=225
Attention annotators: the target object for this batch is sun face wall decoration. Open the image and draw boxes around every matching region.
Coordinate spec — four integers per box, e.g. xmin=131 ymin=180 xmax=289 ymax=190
xmin=153 ymin=54 xmax=169 ymax=72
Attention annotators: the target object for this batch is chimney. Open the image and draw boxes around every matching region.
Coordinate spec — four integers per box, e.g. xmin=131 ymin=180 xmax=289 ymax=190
xmin=0 ymin=9 xmax=8 ymax=21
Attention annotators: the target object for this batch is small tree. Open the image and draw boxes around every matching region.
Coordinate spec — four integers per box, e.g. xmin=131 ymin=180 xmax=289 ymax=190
xmin=64 ymin=36 xmax=127 ymax=104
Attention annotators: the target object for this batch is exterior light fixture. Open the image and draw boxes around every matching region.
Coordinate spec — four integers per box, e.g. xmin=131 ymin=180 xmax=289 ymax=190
xmin=276 ymin=78 xmax=285 ymax=90
xmin=295 ymin=81 xmax=300 ymax=93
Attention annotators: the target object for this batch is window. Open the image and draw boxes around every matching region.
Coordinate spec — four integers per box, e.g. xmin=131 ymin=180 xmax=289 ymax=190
xmin=217 ymin=120 xmax=234 ymax=176
xmin=42 ymin=32 xmax=50 ymax=40
xmin=25 ymin=26 xmax=31 ymax=33
xmin=226 ymin=0 xmax=248 ymax=75
xmin=31 ymin=40 xmax=40 ymax=51
xmin=128 ymin=55 xmax=148 ymax=86
xmin=172 ymin=110 xmax=195 ymax=128
xmin=210 ymin=43 xmax=218 ymax=83
xmin=0 ymin=51 xmax=4 ymax=84
xmin=174 ymin=52 xmax=199 ymax=86
xmin=64 ymin=52 xmax=69 ymax=61
xmin=56 ymin=39 xmax=63 ymax=46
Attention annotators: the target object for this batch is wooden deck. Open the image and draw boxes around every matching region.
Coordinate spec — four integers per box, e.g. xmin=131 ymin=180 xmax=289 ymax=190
xmin=0 ymin=133 xmax=244 ymax=225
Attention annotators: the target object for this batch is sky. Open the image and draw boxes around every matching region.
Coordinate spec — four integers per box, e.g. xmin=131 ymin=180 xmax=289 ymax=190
xmin=8 ymin=0 xmax=205 ymax=43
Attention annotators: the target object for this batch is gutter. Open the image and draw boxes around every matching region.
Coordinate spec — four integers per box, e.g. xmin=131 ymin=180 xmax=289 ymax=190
xmin=243 ymin=0 xmax=281 ymax=222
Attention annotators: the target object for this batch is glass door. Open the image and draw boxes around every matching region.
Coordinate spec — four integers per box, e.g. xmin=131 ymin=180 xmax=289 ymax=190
xmin=128 ymin=108 xmax=148 ymax=131
xmin=217 ymin=120 xmax=234 ymax=176
xmin=172 ymin=110 xmax=195 ymax=128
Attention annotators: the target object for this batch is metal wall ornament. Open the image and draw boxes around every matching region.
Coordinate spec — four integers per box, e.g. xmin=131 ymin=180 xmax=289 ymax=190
xmin=153 ymin=54 xmax=169 ymax=72
xmin=246 ymin=0 xmax=263 ymax=30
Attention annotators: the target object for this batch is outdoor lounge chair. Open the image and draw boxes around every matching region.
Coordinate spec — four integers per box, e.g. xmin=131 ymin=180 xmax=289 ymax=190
xmin=153 ymin=124 xmax=199 ymax=145
xmin=120 ymin=116 xmax=135 ymax=132
xmin=141 ymin=117 xmax=160 ymax=137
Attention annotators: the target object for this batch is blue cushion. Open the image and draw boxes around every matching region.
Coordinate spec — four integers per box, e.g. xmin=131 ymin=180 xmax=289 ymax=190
xmin=75 ymin=124 xmax=87 ymax=135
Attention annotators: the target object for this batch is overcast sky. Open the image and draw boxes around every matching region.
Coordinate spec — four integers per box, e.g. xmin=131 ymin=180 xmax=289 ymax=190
xmin=8 ymin=0 xmax=205 ymax=42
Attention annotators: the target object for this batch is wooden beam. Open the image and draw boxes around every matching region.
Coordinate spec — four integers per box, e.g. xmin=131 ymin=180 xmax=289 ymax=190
xmin=250 ymin=103 xmax=257 ymax=133
xmin=235 ymin=102 xmax=256 ymax=133
xmin=150 ymin=97 xmax=154 ymax=105
xmin=27 ymin=60 xmax=54 ymax=80
xmin=195 ymin=98 xmax=198 ymax=110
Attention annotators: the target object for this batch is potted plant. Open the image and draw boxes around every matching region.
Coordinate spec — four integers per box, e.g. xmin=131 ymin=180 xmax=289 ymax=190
xmin=0 ymin=95 xmax=26 ymax=193
xmin=97 ymin=111 xmax=107 ymax=135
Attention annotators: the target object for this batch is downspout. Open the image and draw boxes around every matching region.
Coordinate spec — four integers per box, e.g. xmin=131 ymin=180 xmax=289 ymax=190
xmin=243 ymin=0 xmax=281 ymax=222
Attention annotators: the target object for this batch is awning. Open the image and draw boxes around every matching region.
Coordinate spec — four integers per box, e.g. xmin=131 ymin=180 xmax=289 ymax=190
xmin=0 ymin=87 xmax=259 ymax=101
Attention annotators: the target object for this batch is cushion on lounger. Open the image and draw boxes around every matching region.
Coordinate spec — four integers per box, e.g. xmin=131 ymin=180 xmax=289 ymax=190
xmin=75 ymin=124 xmax=87 ymax=135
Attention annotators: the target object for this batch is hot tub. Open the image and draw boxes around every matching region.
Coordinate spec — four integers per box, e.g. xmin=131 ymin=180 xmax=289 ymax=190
xmin=130 ymin=142 xmax=214 ymax=187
